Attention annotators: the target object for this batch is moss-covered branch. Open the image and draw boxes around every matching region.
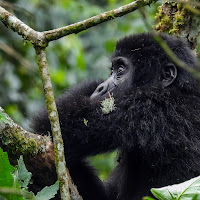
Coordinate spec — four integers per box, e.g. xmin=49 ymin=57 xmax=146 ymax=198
xmin=44 ymin=0 xmax=158 ymax=41
xmin=0 ymin=0 xmax=159 ymax=46
xmin=34 ymin=47 xmax=70 ymax=200
xmin=0 ymin=105 xmax=82 ymax=200
xmin=0 ymin=6 xmax=46 ymax=47
xmin=0 ymin=106 xmax=50 ymax=157
xmin=155 ymin=1 xmax=200 ymax=50
xmin=35 ymin=47 xmax=82 ymax=200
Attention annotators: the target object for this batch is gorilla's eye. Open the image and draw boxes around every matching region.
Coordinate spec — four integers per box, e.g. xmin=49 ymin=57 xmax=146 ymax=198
xmin=117 ymin=66 xmax=125 ymax=75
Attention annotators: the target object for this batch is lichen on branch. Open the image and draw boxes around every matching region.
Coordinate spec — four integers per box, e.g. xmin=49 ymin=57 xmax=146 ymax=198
xmin=35 ymin=47 xmax=73 ymax=200
xmin=154 ymin=1 xmax=200 ymax=50
xmin=0 ymin=106 xmax=51 ymax=157
xmin=0 ymin=6 xmax=46 ymax=47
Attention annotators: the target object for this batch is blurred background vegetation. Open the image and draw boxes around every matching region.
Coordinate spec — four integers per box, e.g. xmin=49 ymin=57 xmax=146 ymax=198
xmin=0 ymin=0 xmax=160 ymax=180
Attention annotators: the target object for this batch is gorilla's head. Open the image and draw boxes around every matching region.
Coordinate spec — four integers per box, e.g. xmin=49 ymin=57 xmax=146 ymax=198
xmin=91 ymin=33 xmax=199 ymax=99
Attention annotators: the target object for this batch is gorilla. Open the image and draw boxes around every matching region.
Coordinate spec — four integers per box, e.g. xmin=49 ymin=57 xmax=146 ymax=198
xmin=32 ymin=33 xmax=200 ymax=200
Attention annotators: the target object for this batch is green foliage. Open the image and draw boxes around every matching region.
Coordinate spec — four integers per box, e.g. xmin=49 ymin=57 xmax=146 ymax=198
xmin=0 ymin=195 xmax=5 ymax=200
xmin=143 ymin=196 xmax=156 ymax=200
xmin=89 ymin=152 xmax=117 ymax=180
xmin=105 ymin=40 xmax=116 ymax=52
xmin=15 ymin=157 xmax=32 ymax=189
xmin=35 ymin=182 xmax=59 ymax=200
xmin=150 ymin=175 xmax=200 ymax=200
xmin=0 ymin=148 xmax=59 ymax=200
xmin=0 ymin=148 xmax=24 ymax=200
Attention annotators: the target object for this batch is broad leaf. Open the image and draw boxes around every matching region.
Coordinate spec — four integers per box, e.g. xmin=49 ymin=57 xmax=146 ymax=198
xmin=17 ymin=156 xmax=32 ymax=189
xmin=36 ymin=181 xmax=59 ymax=200
xmin=0 ymin=148 xmax=23 ymax=200
xmin=151 ymin=175 xmax=200 ymax=200
xmin=143 ymin=196 xmax=156 ymax=200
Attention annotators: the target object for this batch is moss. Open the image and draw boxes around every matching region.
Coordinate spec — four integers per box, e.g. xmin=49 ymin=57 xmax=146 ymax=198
xmin=0 ymin=124 xmax=48 ymax=156
xmin=53 ymin=146 xmax=58 ymax=158
xmin=155 ymin=1 xmax=186 ymax=34
xmin=101 ymin=96 xmax=116 ymax=114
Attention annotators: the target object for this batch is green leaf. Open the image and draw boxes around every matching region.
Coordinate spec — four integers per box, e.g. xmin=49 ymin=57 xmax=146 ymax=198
xmin=151 ymin=175 xmax=200 ymax=200
xmin=191 ymin=194 xmax=200 ymax=200
xmin=0 ymin=148 xmax=14 ymax=188
xmin=0 ymin=148 xmax=23 ymax=200
xmin=0 ymin=148 xmax=58 ymax=200
xmin=36 ymin=181 xmax=59 ymax=200
xmin=143 ymin=196 xmax=156 ymax=200
xmin=83 ymin=118 xmax=88 ymax=126
xmin=16 ymin=156 xmax=32 ymax=189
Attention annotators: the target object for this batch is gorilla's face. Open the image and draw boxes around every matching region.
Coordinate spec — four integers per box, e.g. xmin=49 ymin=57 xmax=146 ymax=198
xmin=90 ymin=33 xmax=196 ymax=100
xmin=90 ymin=56 xmax=178 ymax=100
xmin=90 ymin=56 xmax=134 ymax=99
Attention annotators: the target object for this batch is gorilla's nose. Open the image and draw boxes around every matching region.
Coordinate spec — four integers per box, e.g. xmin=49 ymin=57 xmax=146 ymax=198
xmin=90 ymin=82 xmax=108 ymax=99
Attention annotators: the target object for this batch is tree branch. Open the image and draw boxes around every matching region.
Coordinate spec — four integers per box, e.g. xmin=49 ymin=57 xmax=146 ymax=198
xmin=0 ymin=106 xmax=51 ymax=157
xmin=0 ymin=106 xmax=82 ymax=200
xmin=44 ymin=0 xmax=158 ymax=42
xmin=0 ymin=0 xmax=158 ymax=46
xmin=155 ymin=1 xmax=200 ymax=50
xmin=0 ymin=41 xmax=36 ymax=72
xmin=0 ymin=6 xmax=46 ymax=46
xmin=35 ymin=47 xmax=72 ymax=200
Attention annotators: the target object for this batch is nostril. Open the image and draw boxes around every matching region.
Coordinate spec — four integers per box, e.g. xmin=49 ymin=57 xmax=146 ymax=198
xmin=98 ymin=86 xmax=104 ymax=92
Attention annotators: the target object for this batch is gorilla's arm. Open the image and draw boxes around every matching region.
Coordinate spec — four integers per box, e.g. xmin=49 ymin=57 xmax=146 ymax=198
xmin=32 ymin=80 xmax=125 ymax=200
xmin=32 ymin=80 xmax=122 ymax=163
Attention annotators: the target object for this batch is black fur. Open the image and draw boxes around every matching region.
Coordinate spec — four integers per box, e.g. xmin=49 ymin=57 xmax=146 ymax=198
xmin=33 ymin=33 xmax=200 ymax=200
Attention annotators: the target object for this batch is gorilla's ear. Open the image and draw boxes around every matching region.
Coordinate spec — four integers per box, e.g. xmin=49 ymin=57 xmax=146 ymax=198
xmin=161 ymin=63 xmax=177 ymax=87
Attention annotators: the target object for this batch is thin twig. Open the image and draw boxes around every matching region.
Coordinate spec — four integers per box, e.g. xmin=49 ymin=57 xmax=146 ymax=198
xmin=0 ymin=41 xmax=36 ymax=72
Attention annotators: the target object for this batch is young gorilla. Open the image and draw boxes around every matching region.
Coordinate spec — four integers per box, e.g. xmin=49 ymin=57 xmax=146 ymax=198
xmin=33 ymin=33 xmax=200 ymax=200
